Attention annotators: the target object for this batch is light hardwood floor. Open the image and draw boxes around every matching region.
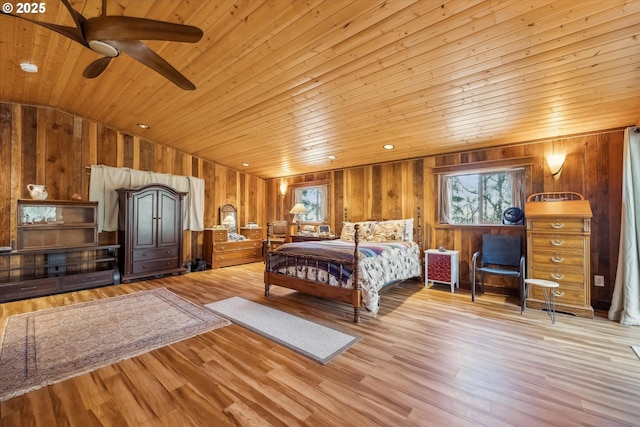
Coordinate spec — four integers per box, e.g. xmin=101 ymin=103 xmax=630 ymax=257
xmin=1 ymin=262 xmax=639 ymax=427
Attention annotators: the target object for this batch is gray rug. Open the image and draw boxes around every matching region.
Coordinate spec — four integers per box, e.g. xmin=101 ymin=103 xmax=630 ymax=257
xmin=205 ymin=297 xmax=359 ymax=364
xmin=0 ymin=288 xmax=230 ymax=402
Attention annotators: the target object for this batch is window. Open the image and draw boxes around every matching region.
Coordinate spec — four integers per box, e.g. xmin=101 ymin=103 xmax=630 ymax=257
xmin=293 ymin=183 xmax=329 ymax=222
xmin=440 ymin=169 xmax=525 ymax=224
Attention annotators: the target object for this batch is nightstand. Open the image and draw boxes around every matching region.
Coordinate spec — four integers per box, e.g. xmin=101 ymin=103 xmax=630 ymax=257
xmin=425 ymin=249 xmax=459 ymax=293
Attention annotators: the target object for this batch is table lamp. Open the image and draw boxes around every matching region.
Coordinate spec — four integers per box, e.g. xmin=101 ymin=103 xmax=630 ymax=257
xmin=289 ymin=203 xmax=307 ymax=233
xmin=222 ymin=214 xmax=236 ymax=232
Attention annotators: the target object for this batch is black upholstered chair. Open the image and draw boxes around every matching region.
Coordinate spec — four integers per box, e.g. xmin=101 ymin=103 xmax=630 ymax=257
xmin=471 ymin=234 xmax=526 ymax=312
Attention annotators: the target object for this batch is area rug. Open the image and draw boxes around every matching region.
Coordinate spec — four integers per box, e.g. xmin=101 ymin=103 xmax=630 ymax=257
xmin=632 ymin=345 xmax=640 ymax=360
xmin=0 ymin=288 xmax=230 ymax=402
xmin=205 ymin=297 xmax=359 ymax=364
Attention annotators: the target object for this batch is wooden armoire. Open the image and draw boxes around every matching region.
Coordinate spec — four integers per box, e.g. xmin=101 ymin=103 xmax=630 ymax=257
xmin=117 ymin=184 xmax=186 ymax=282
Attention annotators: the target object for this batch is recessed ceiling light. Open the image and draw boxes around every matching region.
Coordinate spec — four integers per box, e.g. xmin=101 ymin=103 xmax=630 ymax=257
xmin=20 ymin=63 xmax=38 ymax=73
xmin=383 ymin=144 xmax=395 ymax=150
xmin=242 ymin=162 xmax=250 ymax=167
xmin=137 ymin=123 xmax=150 ymax=129
xmin=328 ymin=155 xmax=337 ymax=160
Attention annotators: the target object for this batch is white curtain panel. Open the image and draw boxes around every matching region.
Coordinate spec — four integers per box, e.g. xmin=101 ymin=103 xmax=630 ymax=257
xmin=608 ymin=126 xmax=640 ymax=325
xmin=88 ymin=165 xmax=204 ymax=232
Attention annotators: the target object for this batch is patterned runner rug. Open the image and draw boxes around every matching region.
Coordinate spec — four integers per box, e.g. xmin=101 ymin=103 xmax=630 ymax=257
xmin=206 ymin=296 xmax=359 ymax=364
xmin=0 ymin=288 xmax=229 ymax=402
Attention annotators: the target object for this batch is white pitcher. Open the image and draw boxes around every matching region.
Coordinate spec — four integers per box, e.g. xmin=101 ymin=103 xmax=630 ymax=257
xmin=27 ymin=184 xmax=48 ymax=200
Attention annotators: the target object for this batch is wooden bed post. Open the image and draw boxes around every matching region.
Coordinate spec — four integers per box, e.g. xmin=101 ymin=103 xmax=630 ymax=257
xmin=265 ymin=222 xmax=272 ymax=296
xmin=417 ymin=207 xmax=424 ymax=281
xmin=353 ymin=224 xmax=361 ymax=323
xmin=417 ymin=207 xmax=423 ymax=252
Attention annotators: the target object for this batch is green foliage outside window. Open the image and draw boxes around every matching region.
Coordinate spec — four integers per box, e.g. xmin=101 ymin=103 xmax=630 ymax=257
xmin=298 ymin=186 xmax=324 ymax=222
xmin=450 ymin=172 xmax=513 ymax=224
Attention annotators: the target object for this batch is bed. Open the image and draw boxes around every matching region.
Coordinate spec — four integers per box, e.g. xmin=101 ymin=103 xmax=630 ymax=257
xmin=264 ymin=210 xmax=423 ymax=322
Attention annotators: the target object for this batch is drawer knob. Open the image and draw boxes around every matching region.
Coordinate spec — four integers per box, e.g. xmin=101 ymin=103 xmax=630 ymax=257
xmin=550 ymin=239 xmax=564 ymax=246
xmin=550 ymin=222 xmax=565 ymax=229
xmin=550 ymin=273 xmax=564 ymax=280
xmin=551 ymin=256 xmax=565 ymax=263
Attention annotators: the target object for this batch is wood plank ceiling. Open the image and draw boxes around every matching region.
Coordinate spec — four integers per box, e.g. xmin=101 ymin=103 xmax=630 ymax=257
xmin=1 ymin=0 xmax=639 ymax=179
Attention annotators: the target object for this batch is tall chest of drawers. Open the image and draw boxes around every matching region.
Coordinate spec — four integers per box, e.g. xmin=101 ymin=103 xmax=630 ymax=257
xmin=525 ymin=198 xmax=593 ymax=318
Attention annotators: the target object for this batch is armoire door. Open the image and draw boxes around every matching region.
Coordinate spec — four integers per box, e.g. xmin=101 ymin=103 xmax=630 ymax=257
xmin=157 ymin=189 xmax=181 ymax=247
xmin=131 ymin=189 xmax=158 ymax=250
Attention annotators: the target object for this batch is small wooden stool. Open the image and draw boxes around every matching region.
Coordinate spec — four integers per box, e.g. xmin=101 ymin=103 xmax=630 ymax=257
xmin=524 ymin=279 xmax=561 ymax=324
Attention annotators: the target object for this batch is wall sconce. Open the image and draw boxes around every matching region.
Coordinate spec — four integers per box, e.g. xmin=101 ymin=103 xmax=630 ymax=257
xmin=546 ymin=153 xmax=566 ymax=178
xmin=289 ymin=203 xmax=307 ymax=233
xmin=279 ymin=182 xmax=287 ymax=198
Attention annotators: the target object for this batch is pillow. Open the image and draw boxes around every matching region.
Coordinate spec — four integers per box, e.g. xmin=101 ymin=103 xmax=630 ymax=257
xmin=340 ymin=221 xmax=376 ymax=241
xmin=372 ymin=221 xmax=404 ymax=242
xmin=376 ymin=218 xmax=414 ymax=242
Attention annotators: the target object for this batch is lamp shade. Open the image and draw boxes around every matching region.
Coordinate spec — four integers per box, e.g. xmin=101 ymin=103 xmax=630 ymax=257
xmin=289 ymin=203 xmax=307 ymax=215
xmin=546 ymin=153 xmax=566 ymax=177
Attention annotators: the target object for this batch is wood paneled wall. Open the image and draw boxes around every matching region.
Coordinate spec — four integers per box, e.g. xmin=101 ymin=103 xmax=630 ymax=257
xmin=0 ymin=102 xmax=266 ymax=263
xmin=266 ymin=130 xmax=624 ymax=310
xmin=0 ymin=101 xmax=624 ymax=309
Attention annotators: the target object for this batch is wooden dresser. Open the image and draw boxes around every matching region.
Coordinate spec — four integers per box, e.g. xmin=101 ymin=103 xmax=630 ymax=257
xmin=204 ymin=228 xmax=263 ymax=269
xmin=525 ymin=196 xmax=593 ymax=318
xmin=239 ymin=227 xmax=262 ymax=241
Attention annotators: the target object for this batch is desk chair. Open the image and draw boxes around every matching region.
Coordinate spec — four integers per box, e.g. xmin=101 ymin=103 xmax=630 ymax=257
xmin=472 ymin=234 xmax=526 ymax=312
xmin=266 ymin=221 xmax=288 ymax=249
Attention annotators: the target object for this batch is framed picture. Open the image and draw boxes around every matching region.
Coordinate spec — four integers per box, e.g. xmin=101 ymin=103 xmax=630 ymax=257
xmin=318 ymin=224 xmax=331 ymax=235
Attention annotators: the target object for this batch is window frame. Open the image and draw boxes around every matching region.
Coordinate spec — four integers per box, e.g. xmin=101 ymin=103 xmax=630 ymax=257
xmin=290 ymin=180 xmax=330 ymax=224
xmin=439 ymin=167 xmax=526 ymax=226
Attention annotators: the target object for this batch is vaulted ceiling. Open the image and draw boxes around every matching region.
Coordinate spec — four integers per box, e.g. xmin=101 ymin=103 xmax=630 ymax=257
xmin=1 ymin=0 xmax=639 ymax=179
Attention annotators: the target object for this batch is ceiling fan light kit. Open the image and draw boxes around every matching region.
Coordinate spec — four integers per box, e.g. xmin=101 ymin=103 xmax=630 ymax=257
xmin=88 ymin=40 xmax=119 ymax=57
xmin=1 ymin=0 xmax=203 ymax=90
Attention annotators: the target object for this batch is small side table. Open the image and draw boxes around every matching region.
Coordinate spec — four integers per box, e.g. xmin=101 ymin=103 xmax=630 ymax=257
xmin=524 ymin=279 xmax=561 ymax=324
xmin=425 ymin=249 xmax=459 ymax=293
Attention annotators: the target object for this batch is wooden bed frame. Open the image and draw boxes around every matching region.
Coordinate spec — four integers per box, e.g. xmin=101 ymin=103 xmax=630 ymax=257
xmin=264 ymin=209 xmax=423 ymax=322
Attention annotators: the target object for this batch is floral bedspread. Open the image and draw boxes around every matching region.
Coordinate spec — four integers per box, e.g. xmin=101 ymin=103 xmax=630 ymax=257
xmin=266 ymin=240 xmax=422 ymax=315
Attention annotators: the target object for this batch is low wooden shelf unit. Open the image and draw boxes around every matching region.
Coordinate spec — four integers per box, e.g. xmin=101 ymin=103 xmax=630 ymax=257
xmin=0 ymin=200 xmax=121 ymax=303
xmin=0 ymin=245 xmax=120 ymax=303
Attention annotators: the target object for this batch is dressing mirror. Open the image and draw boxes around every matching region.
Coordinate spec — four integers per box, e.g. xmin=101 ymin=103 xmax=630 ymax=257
xmin=219 ymin=204 xmax=237 ymax=234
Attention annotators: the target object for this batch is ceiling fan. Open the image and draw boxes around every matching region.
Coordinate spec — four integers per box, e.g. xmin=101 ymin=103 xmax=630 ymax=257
xmin=2 ymin=0 xmax=203 ymax=90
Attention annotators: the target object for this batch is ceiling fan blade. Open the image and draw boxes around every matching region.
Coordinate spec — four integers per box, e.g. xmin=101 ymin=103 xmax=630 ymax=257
xmin=84 ymin=16 xmax=203 ymax=43
xmin=1 ymin=12 xmax=86 ymax=46
xmin=60 ymin=0 xmax=86 ymax=32
xmin=83 ymin=57 xmax=112 ymax=78
xmin=107 ymin=40 xmax=196 ymax=90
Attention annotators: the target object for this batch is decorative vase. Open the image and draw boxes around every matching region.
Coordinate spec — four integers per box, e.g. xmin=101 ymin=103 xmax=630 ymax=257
xmin=27 ymin=184 xmax=48 ymax=200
